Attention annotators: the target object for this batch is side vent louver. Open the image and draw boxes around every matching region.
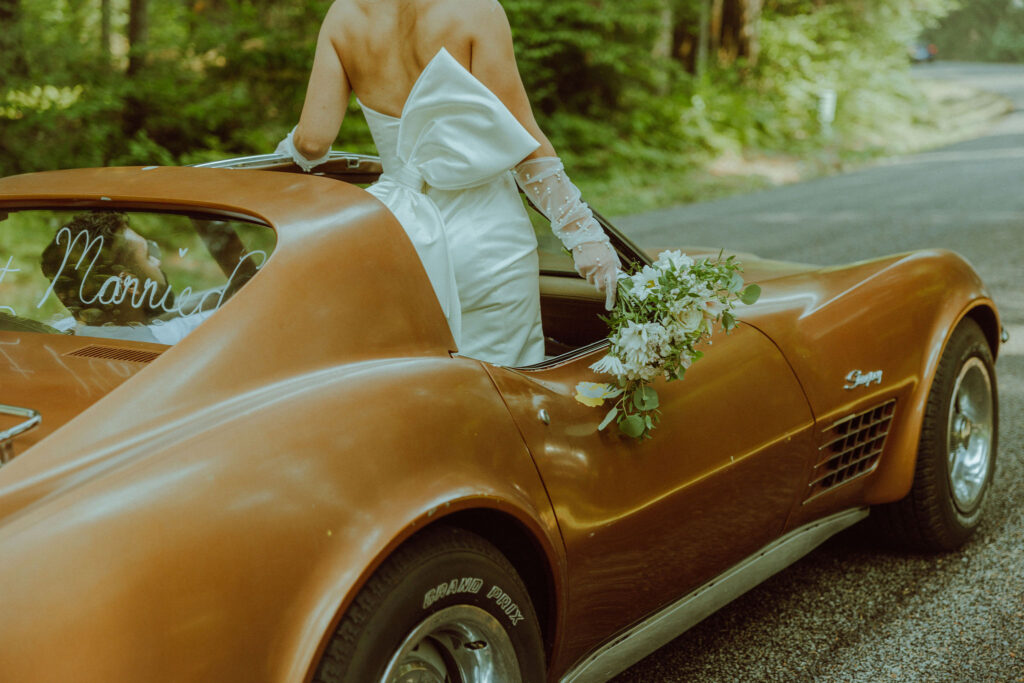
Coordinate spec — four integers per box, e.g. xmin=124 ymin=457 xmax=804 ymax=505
xmin=64 ymin=345 xmax=162 ymax=364
xmin=805 ymin=400 xmax=896 ymax=503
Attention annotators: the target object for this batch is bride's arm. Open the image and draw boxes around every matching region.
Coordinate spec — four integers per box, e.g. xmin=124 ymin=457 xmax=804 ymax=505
xmin=287 ymin=5 xmax=352 ymax=165
xmin=466 ymin=1 xmax=554 ymax=161
xmin=467 ymin=1 xmax=620 ymax=309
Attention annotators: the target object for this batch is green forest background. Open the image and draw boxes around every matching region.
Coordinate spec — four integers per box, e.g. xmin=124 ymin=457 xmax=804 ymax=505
xmin=1 ymin=0 xmax=1022 ymax=213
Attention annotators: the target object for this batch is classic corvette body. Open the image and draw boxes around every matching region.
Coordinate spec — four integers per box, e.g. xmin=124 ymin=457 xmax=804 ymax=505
xmin=0 ymin=156 xmax=1001 ymax=682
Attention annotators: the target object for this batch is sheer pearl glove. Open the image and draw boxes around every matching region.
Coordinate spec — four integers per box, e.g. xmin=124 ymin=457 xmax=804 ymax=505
xmin=573 ymin=241 xmax=619 ymax=311
xmin=275 ymin=126 xmax=329 ymax=173
xmin=513 ymin=156 xmax=620 ymax=310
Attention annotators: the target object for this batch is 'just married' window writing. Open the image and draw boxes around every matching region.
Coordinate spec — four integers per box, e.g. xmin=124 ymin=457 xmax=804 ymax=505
xmin=0 ymin=209 xmax=275 ymax=345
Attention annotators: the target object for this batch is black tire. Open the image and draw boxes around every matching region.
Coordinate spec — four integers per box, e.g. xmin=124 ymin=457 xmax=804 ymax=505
xmin=313 ymin=526 xmax=545 ymax=682
xmin=872 ymin=318 xmax=998 ymax=551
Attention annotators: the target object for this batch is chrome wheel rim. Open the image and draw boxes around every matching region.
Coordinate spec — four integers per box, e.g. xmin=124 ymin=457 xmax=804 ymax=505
xmin=946 ymin=357 xmax=994 ymax=512
xmin=381 ymin=605 xmax=521 ymax=683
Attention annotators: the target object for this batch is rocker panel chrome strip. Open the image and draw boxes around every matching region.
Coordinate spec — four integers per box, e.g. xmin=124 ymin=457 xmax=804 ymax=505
xmin=559 ymin=507 xmax=869 ymax=683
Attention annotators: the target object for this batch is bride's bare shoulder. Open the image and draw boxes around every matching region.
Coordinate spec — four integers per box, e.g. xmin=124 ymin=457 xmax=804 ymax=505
xmin=321 ymin=0 xmax=368 ymax=25
xmin=324 ymin=0 xmax=503 ymax=17
xmin=420 ymin=0 xmax=510 ymax=34
xmin=435 ymin=0 xmax=506 ymax=16
xmin=320 ymin=0 xmax=505 ymax=33
xmin=319 ymin=0 xmax=510 ymax=63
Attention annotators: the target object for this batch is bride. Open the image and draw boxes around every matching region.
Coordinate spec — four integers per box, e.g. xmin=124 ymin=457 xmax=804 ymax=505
xmin=276 ymin=0 xmax=618 ymax=366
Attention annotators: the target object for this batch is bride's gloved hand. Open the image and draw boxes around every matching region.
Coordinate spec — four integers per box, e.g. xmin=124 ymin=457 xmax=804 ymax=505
xmin=572 ymin=241 xmax=619 ymax=311
xmin=513 ymin=156 xmax=621 ymax=310
xmin=275 ymin=126 xmax=330 ymax=173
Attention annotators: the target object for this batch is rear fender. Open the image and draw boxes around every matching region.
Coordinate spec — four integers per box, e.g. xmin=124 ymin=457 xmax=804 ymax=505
xmin=209 ymin=357 xmax=568 ymax=682
xmin=0 ymin=357 xmax=564 ymax=683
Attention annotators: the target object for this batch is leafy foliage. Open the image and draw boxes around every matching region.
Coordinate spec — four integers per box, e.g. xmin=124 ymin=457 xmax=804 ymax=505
xmin=925 ymin=0 xmax=1024 ymax=63
xmin=676 ymin=0 xmax=957 ymax=155
xmin=506 ymin=0 xmax=669 ymax=118
xmin=0 ymin=0 xmax=339 ymax=175
xmin=1 ymin=0 xmax=958 ymax=182
xmin=505 ymin=0 xmax=688 ymax=171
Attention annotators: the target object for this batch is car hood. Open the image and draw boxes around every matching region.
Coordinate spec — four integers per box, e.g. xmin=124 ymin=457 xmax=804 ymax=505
xmin=699 ymin=247 xmax=992 ymax=418
xmin=644 ymin=245 xmax=820 ymax=284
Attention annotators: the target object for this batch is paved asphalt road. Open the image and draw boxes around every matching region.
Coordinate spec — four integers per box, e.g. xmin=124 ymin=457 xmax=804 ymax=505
xmin=611 ymin=62 xmax=1024 ymax=682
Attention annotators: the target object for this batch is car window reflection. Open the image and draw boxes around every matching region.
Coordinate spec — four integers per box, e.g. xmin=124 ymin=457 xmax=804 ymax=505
xmin=0 ymin=209 xmax=274 ymax=345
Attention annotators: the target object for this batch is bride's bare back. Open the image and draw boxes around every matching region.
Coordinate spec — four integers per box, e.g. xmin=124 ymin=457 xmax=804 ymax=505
xmin=334 ymin=0 xmax=480 ymax=116
xmin=293 ymin=0 xmax=553 ymax=160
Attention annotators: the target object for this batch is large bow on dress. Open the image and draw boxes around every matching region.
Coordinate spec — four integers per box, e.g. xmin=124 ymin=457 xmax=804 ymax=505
xmin=363 ymin=48 xmax=540 ymax=348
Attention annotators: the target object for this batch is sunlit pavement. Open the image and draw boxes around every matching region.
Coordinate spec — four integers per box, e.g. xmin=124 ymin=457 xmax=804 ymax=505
xmin=614 ymin=62 xmax=1024 ymax=682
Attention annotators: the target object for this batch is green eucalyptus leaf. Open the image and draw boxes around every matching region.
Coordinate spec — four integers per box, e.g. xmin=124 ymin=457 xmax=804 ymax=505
xmin=598 ymin=407 xmax=618 ymax=431
xmin=722 ymin=311 xmax=736 ymax=331
xmin=740 ymin=284 xmax=762 ymax=305
xmin=619 ymin=414 xmax=646 ymax=438
xmin=631 ymin=392 xmax=644 ymax=411
xmin=632 ymin=385 xmax=659 ymax=411
xmin=728 ymin=271 xmax=744 ymax=293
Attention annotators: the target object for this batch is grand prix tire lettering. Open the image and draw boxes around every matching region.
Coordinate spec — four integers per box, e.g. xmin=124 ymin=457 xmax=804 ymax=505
xmin=486 ymin=585 xmax=526 ymax=626
xmin=422 ymin=577 xmax=484 ymax=608
xmin=313 ymin=526 xmax=544 ymax=682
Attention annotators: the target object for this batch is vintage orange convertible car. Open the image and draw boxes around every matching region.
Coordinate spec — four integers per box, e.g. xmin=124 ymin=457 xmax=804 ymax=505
xmin=0 ymin=154 xmax=1003 ymax=682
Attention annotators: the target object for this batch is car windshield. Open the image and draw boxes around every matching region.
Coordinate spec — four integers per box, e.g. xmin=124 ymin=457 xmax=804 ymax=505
xmin=0 ymin=209 xmax=275 ymax=345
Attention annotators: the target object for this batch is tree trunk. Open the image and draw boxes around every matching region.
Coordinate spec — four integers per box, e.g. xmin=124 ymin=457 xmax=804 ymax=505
xmin=101 ymin=0 xmax=112 ymax=61
xmin=128 ymin=0 xmax=150 ymax=77
xmin=653 ymin=0 xmax=674 ymax=60
xmin=125 ymin=0 xmax=150 ymax=137
xmin=710 ymin=0 xmax=724 ymax=58
xmin=652 ymin=0 xmax=674 ymax=93
xmin=0 ymin=0 xmax=16 ymax=21
xmin=697 ymin=0 xmax=711 ymax=78
xmin=715 ymin=0 xmax=761 ymax=66
xmin=746 ymin=0 xmax=763 ymax=65
xmin=183 ymin=0 xmax=196 ymax=38
xmin=0 ymin=0 xmax=27 ymax=78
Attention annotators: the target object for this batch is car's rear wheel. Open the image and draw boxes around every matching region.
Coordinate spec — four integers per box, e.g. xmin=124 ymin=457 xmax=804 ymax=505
xmin=873 ymin=318 xmax=998 ymax=550
xmin=313 ymin=526 xmax=545 ymax=682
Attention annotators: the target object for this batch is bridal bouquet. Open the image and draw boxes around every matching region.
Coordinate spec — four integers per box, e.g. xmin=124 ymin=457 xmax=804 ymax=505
xmin=576 ymin=250 xmax=761 ymax=439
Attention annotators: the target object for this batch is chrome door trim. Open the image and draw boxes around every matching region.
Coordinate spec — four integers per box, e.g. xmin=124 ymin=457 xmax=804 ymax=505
xmin=193 ymin=151 xmax=382 ymax=172
xmin=559 ymin=507 xmax=869 ymax=683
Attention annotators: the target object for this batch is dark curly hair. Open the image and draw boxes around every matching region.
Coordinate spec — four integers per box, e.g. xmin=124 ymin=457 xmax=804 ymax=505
xmin=40 ymin=211 xmax=172 ymax=325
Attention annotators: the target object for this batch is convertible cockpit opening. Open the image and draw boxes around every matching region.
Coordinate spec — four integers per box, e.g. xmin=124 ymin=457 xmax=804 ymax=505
xmin=538 ymin=271 xmax=610 ymax=356
xmin=204 ymin=152 xmax=645 ymax=363
xmin=534 ymin=223 xmax=625 ymax=359
xmin=0 ymin=208 xmax=276 ymax=345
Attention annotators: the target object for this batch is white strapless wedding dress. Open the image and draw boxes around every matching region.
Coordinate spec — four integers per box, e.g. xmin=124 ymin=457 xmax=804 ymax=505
xmin=361 ymin=48 xmax=545 ymax=367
